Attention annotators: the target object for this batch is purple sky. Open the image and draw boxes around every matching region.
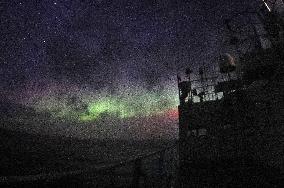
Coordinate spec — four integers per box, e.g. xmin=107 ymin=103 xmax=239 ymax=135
xmin=0 ymin=0 xmax=258 ymax=93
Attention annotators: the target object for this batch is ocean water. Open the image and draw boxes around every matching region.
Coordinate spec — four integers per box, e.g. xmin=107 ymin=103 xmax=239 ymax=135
xmin=0 ymin=126 xmax=177 ymax=177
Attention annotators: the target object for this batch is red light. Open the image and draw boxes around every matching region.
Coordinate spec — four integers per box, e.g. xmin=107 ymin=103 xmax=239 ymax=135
xmin=166 ymin=108 xmax=179 ymax=119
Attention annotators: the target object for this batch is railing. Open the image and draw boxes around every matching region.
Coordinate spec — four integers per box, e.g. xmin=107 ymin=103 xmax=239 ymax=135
xmin=0 ymin=141 xmax=179 ymax=188
xmin=187 ymin=75 xmax=226 ymax=103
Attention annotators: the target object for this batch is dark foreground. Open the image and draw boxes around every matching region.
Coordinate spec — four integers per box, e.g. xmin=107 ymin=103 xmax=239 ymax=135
xmin=1 ymin=127 xmax=284 ymax=187
xmin=0 ymin=127 xmax=176 ymax=175
xmin=179 ymin=156 xmax=283 ymax=188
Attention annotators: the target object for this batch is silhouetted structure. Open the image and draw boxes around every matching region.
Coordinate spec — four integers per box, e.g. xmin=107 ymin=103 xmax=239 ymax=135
xmin=178 ymin=81 xmax=190 ymax=105
xmin=178 ymin=2 xmax=284 ymax=186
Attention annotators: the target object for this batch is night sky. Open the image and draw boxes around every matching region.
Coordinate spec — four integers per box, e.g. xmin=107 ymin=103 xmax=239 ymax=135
xmin=0 ymin=0 xmax=259 ymax=138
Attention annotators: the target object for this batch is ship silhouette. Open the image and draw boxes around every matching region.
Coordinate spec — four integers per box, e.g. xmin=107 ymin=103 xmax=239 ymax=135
xmin=178 ymin=2 xmax=284 ymax=187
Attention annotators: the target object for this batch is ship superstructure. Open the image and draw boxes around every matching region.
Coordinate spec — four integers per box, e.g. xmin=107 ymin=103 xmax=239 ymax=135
xmin=178 ymin=1 xmax=284 ymax=186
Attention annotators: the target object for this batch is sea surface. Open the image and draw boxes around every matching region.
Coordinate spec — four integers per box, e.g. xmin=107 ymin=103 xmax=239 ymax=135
xmin=0 ymin=127 xmax=177 ymax=177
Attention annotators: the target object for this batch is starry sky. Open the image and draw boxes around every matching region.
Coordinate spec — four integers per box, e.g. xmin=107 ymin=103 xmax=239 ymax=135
xmin=0 ymin=0 xmax=260 ymax=137
xmin=0 ymin=0 xmax=259 ymax=89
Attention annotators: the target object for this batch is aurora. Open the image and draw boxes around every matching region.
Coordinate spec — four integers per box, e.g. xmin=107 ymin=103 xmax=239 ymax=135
xmin=80 ymin=91 xmax=178 ymax=121
xmin=25 ymin=81 xmax=179 ymax=122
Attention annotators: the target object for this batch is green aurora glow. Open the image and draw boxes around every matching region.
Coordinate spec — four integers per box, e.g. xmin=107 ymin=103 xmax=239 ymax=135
xmin=30 ymin=86 xmax=179 ymax=122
